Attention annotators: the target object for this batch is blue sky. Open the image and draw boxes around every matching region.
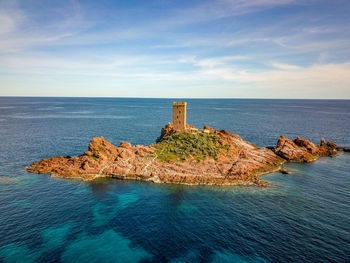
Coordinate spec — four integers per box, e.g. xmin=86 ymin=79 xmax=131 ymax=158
xmin=1 ymin=0 xmax=350 ymax=98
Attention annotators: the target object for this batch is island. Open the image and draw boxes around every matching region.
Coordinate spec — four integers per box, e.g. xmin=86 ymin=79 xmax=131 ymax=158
xmin=26 ymin=102 xmax=347 ymax=186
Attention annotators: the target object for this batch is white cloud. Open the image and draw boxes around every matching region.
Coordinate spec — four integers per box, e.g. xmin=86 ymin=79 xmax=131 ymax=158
xmin=2 ymin=50 xmax=350 ymax=98
xmin=0 ymin=0 xmax=93 ymax=52
xmin=270 ymin=63 xmax=301 ymax=70
xmin=0 ymin=1 xmax=25 ymax=35
xmin=196 ymin=62 xmax=350 ymax=98
xmin=0 ymin=12 xmax=19 ymax=35
xmin=195 ymin=56 xmax=249 ymax=68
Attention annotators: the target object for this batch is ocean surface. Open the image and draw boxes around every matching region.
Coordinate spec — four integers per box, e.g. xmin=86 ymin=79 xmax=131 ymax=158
xmin=0 ymin=97 xmax=349 ymax=263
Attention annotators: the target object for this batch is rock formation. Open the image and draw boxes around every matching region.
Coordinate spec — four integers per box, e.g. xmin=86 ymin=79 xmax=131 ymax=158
xmin=26 ymin=124 xmax=341 ymax=186
xmin=274 ymin=136 xmax=338 ymax=162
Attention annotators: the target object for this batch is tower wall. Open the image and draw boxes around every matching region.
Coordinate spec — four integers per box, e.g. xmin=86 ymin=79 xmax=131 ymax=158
xmin=172 ymin=102 xmax=187 ymax=131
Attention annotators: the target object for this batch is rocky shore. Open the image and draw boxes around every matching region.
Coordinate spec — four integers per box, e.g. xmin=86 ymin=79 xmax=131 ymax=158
xmin=26 ymin=124 xmax=342 ymax=186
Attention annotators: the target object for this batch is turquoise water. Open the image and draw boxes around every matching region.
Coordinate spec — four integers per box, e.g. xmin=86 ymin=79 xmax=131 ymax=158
xmin=0 ymin=98 xmax=349 ymax=262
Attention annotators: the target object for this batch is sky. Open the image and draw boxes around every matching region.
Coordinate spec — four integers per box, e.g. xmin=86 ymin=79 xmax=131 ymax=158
xmin=0 ymin=0 xmax=350 ymax=98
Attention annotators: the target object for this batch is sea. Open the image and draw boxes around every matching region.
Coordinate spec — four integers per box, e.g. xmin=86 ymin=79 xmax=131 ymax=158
xmin=0 ymin=97 xmax=349 ymax=263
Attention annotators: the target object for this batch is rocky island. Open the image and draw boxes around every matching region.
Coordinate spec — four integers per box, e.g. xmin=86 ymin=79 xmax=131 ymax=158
xmin=26 ymin=102 xmax=345 ymax=186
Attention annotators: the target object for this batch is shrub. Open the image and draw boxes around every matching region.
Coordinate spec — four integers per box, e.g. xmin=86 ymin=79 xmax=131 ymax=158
xmin=154 ymin=132 xmax=227 ymax=163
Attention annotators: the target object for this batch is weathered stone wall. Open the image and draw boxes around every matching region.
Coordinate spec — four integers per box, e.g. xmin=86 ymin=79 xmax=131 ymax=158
xmin=172 ymin=102 xmax=187 ymax=131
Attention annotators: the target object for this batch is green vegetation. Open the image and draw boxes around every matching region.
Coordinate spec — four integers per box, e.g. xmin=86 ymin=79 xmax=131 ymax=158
xmin=154 ymin=132 xmax=228 ymax=163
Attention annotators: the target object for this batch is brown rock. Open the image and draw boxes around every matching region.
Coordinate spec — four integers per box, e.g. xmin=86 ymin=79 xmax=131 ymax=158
xmin=203 ymin=126 xmax=215 ymax=133
xmin=280 ymin=167 xmax=293 ymax=174
xmin=119 ymin=141 xmax=132 ymax=148
xmin=157 ymin=123 xmax=176 ymax=142
xmin=294 ymin=137 xmax=318 ymax=154
xmin=275 ymin=135 xmax=338 ymax=162
xmin=326 ymin=142 xmax=337 ymax=150
xmin=119 ymin=149 xmax=133 ymax=158
xmin=344 ymin=148 xmax=350 ymax=152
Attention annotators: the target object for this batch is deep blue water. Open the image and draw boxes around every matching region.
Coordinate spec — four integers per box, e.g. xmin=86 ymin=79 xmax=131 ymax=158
xmin=0 ymin=97 xmax=349 ymax=263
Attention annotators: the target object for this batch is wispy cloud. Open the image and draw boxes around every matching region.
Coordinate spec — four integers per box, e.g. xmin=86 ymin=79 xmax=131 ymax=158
xmin=169 ymin=0 xmax=296 ymax=25
xmin=194 ymin=56 xmax=249 ymax=68
xmin=0 ymin=0 xmax=92 ymax=52
xmin=270 ymin=63 xmax=301 ymax=70
xmin=1 ymin=0 xmax=350 ymax=98
xmin=0 ymin=0 xmax=25 ymax=35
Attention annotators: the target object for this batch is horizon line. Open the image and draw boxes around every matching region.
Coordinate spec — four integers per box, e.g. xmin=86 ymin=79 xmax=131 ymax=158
xmin=0 ymin=96 xmax=349 ymax=100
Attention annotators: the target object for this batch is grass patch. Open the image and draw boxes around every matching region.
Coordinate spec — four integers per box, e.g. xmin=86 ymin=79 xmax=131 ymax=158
xmin=154 ymin=132 xmax=228 ymax=163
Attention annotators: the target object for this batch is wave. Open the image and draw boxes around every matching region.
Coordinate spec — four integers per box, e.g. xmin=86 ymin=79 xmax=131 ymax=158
xmin=61 ymin=111 xmax=94 ymax=114
xmin=0 ymin=106 xmax=15 ymax=109
xmin=213 ymin=107 xmax=237 ymax=111
xmin=274 ymin=105 xmax=315 ymax=109
xmin=10 ymin=114 xmax=133 ymax=119
xmin=37 ymin=107 xmax=64 ymax=110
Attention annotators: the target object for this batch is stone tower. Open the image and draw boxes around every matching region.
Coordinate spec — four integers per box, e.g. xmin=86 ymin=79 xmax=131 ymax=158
xmin=172 ymin=102 xmax=187 ymax=131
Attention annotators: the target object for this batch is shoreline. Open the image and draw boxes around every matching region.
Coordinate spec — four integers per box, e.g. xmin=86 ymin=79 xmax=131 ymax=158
xmin=26 ymin=124 xmax=342 ymax=186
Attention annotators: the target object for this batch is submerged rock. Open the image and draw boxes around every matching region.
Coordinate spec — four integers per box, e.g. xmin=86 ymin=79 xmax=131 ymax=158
xmin=279 ymin=167 xmax=293 ymax=174
xmin=26 ymin=125 xmax=341 ymax=186
xmin=0 ymin=177 xmax=20 ymax=184
xmin=336 ymin=146 xmax=350 ymax=152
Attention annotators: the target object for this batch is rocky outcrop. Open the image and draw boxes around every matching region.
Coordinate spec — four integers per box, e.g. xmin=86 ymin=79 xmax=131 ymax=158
xmin=279 ymin=167 xmax=293 ymax=174
xmin=203 ymin=126 xmax=215 ymax=133
xmin=274 ymin=136 xmax=338 ymax=162
xmin=157 ymin=123 xmax=196 ymax=142
xmin=26 ymin=125 xmax=342 ymax=186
